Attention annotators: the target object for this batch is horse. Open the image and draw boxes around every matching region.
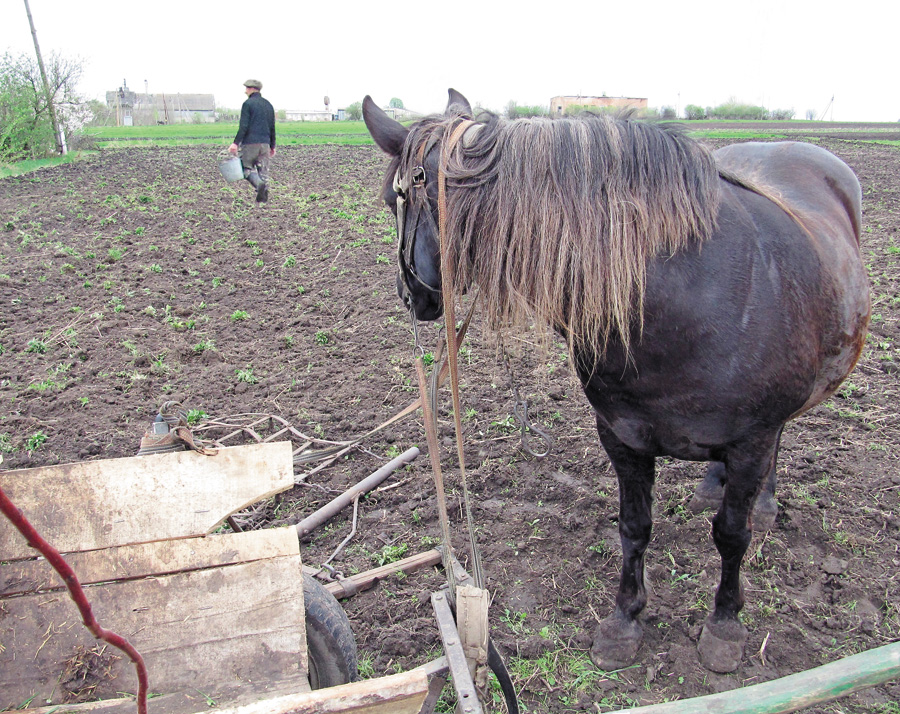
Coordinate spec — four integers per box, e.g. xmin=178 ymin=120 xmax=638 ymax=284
xmin=363 ymin=90 xmax=870 ymax=673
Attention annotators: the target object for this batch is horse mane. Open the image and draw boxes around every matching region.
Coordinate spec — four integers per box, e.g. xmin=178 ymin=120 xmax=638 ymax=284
xmin=403 ymin=111 xmax=721 ymax=357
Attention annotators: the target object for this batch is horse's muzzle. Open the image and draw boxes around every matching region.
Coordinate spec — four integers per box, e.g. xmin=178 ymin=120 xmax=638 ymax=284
xmin=397 ymin=270 xmax=443 ymax=322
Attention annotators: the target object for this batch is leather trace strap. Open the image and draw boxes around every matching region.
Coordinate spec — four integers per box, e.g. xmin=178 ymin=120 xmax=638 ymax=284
xmin=437 ymin=119 xmax=485 ymax=589
xmin=415 ymin=118 xmax=521 ymax=714
xmin=413 ymin=301 xmax=478 ymax=601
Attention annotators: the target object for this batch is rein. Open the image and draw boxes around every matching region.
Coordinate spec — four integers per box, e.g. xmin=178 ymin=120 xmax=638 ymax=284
xmin=437 ymin=120 xmax=485 ymax=589
xmin=407 ymin=119 xmax=520 ymax=713
xmin=405 ymin=120 xmax=552 ymax=589
xmin=406 ymin=119 xmax=485 ymax=592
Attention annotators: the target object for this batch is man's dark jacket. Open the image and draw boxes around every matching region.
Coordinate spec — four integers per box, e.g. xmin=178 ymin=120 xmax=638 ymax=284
xmin=234 ymin=92 xmax=276 ymax=149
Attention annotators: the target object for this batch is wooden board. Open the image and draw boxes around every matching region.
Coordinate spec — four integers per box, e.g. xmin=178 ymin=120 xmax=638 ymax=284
xmin=10 ymin=676 xmax=313 ymax=714
xmin=220 ymin=670 xmax=429 ymax=714
xmin=0 ymin=550 xmax=307 ymax=709
xmin=0 ymin=441 xmax=294 ymax=559
xmin=1 ymin=527 xmax=299 ymax=597
xmin=19 ymin=670 xmax=428 ymax=714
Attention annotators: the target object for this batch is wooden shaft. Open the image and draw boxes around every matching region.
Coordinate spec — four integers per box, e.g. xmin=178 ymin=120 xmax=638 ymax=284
xmin=616 ymin=641 xmax=900 ymax=714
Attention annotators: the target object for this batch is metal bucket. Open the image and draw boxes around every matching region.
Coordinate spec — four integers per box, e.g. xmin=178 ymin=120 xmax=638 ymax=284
xmin=219 ymin=154 xmax=244 ymax=182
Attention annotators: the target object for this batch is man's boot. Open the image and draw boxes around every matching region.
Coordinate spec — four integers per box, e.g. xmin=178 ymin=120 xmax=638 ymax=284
xmin=246 ymin=171 xmax=268 ymax=203
xmin=256 ymin=179 xmax=268 ymax=203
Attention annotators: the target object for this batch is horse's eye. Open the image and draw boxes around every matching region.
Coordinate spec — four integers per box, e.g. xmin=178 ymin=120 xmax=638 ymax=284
xmin=411 ymin=166 xmax=426 ymax=187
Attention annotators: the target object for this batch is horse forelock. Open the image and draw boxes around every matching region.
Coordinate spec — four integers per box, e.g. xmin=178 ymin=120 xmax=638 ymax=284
xmin=426 ymin=112 xmax=721 ymax=356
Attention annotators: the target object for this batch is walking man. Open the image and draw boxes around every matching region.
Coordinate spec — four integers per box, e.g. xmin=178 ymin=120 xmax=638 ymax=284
xmin=229 ymin=79 xmax=275 ymax=203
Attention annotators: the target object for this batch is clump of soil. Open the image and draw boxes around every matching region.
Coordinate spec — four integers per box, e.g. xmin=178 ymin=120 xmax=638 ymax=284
xmin=62 ymin=645 xmax=120 ymax=702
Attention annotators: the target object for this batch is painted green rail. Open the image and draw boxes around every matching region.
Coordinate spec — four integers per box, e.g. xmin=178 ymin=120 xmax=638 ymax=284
xmin=616 ymin=641 xmax=900 ymax=713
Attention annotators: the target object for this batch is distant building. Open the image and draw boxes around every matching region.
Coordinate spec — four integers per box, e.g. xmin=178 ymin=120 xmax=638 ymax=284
xmin=550 ymin=95 xmax=648 ymax=116
xmin=105 ymin=81 xmax=216 ymax=125
xmin=285 ymin=109 xmax=333 ymax=122
xmin=382 ymin=107 xmax=421 ymax=121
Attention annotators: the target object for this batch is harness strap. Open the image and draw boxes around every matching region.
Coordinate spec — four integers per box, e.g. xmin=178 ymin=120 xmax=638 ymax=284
xmin=437 ymin=119 xmax=485 ymax=589
xmin=418 ymin=119 xmax=521 ymax=714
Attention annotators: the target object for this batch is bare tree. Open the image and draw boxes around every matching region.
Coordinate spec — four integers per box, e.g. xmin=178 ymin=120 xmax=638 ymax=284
xmin=0 ymin=50 xmax=88 ymax=160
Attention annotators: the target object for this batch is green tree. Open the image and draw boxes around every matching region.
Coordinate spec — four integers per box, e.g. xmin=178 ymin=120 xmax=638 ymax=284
xmin=684 ymin=104 xmax=706 ymax=120
xmin=345 ymin=101 xmax=362 ymax=120
xmin=505 ymin=101 xmax=548 ymax=119
xmin=388 ymin=97 xmax=404 ymax=109
xmin=708 ymin=98 xmax=768 ymax=120
xmin=0 ymin=51 xmax=88 ymax=161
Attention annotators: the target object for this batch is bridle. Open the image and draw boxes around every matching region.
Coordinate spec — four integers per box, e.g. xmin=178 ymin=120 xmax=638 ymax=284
xmin=393 ymin=135 xmax=444 ymax=306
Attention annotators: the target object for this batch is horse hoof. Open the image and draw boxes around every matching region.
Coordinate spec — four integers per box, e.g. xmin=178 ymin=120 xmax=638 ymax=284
xmin=590 ymin=612 xmax=643 ymax=670
xmin=688 ymin=484 xmax=723 ymax=514
xmin=752 ymin=493 xmax=778 ymax=531
xmin=697 ymin=617 xmax=747 ymax=673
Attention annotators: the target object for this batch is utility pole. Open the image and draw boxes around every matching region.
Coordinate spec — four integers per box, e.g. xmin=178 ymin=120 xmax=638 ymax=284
xmin=23 ymin=0 xmax=65 ymax=154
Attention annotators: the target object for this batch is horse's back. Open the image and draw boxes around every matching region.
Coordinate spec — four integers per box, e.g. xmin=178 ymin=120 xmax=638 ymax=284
xmin=712 ymin=141 xmax=869 ymax=414
xmin=714 ymin=141 xmax=862 ymax=247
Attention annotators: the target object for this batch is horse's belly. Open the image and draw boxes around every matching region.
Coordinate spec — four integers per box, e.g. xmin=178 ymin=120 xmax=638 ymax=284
xmin=593 ymin=405 xmax=727 ymax=461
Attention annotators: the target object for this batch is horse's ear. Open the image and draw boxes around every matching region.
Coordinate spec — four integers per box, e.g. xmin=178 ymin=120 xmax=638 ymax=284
xmin=363 ymin=95 xmax=408 ymax=157
xmin=447 ymin=89 xmax=472 ymax=116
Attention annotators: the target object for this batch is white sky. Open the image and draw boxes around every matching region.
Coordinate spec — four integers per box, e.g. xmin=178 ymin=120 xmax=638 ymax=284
xmin=2 ymin=0 xmax=898 ymax=122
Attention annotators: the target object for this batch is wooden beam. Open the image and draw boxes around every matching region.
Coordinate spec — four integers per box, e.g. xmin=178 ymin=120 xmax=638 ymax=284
xmin=319 ymin=548 xmax=442 ymax=599
xmin=457 ymin=584 xmax=490 ymax=687
xmin=19 ymin=670 xmax=428 ymax=714
xmin=215 ymin=670 xmax=429 ymax=714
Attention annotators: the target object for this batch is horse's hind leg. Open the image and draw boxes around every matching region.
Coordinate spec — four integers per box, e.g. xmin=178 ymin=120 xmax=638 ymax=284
xmin=698 ymin=431 xmax=779 ymax=672
xmin=590 ymin=422 xmax=654 ymax=670
xmin=689 ymin=449 xmax=780 ymax=531
xmin=688 ymin=461 xmax=727 ymax=513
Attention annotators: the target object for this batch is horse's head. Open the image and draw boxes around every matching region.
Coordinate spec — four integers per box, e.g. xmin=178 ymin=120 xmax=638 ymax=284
xmin=363 ymin=90 xmax=473 ymax=322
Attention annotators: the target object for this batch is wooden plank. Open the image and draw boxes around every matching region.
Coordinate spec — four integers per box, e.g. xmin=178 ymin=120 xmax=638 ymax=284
xmin=215 ymin=669 xmax=429 ymax=714
xmin=1 ymin=527 xmax=299 ymax=597
xmin=0 ymin=554 xmax=307 ymax=710
xmin=19 ymin=676 xmax=314 ymax=714
xmin=457 ymin=584 xmax=490 ymax=685
xmin=20 ymin=670 xmax=427 ymax=714
xmin=0 ymin=442 xmax=294 ymax=559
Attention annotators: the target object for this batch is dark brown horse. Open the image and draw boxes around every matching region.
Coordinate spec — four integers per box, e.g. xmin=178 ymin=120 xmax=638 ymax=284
xmin=363 ymin=90 xmax=870 ymax=672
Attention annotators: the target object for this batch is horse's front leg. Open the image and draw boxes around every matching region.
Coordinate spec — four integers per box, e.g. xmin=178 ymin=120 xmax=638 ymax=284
xmin=590 ymin=420 xmax=655 ymax=670
xmin=698 ymin=432 xmax=779 ymax=672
